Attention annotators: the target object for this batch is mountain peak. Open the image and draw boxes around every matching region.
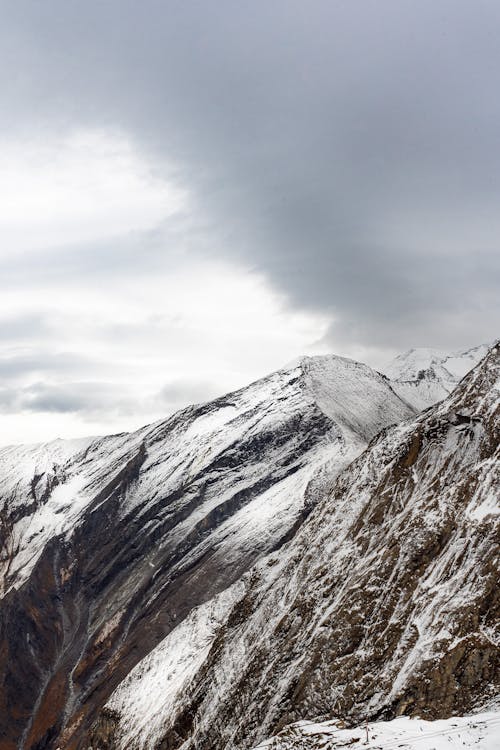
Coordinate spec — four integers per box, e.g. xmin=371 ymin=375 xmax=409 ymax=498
xmin=384 ymin=343 xmax=490 ymax=383
xmin=381 ymin=342 xmax=491 ymax=411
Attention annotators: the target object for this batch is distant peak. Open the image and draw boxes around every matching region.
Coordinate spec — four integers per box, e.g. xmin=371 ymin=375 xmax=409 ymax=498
xmin=384 ymin=343 xmax=489 ymax=384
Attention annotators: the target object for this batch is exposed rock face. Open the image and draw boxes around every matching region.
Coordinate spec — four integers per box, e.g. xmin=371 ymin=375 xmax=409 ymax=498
xmin=0 ymin=355 xmax=414 ymax=750
xmin=99 ymin=345 xmax=499 ymax=750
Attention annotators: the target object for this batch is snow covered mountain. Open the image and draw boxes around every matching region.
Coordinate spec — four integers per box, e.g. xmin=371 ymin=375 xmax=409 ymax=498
xmin=0 ymin=355 xmax=415 ymax=750
xmin=383 ymin=343 xmax=490 ymax=410
xmin=89 ymin=343 xmax=499 ymax=750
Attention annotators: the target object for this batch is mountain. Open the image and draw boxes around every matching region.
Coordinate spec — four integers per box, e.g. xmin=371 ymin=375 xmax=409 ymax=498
xmin=0 ymin=355 xmax=415 ymax=750
xmin=383 ymin=343 xmax=490 ymax=410
xmin=91 ymin=344 xmax=499 ymax=750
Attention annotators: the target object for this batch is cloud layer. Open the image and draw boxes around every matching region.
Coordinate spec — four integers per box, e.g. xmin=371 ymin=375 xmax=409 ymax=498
xmin=0 ymin=1 xmax=499 ymax=442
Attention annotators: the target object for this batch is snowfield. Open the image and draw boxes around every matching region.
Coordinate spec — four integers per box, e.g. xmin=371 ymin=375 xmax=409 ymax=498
xmin=252 ymin=712 xmax=500 ymax=750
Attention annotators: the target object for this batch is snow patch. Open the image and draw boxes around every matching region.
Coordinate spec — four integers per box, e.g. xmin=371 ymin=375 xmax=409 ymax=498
xmin=107 ymin=583 xmax=244 ymax=750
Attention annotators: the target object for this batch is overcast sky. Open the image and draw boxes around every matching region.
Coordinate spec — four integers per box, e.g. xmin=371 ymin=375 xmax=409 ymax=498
xmin=0 ymin=1 xmax=499 ymax=444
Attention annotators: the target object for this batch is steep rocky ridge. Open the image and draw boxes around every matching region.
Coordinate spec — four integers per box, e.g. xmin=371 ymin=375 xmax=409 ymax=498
xmin=0 ymin=355 xmax=414 ymax=750
xmin=98 ymin=344 xmax=499 ymax=750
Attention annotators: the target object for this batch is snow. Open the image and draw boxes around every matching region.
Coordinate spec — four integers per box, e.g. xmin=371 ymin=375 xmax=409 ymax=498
xmin=382 ymin=344 xmax=490 ymax=411
xmin=107 ymin=582 xmax=245 ymax=750
xmin=384 ymin=347 xmax=448 ymax=381
xmin=0 ymin=429 xmax=148 ymax=595
xmin=10 ymin=474 xmax=88 ymax=579
xmin=0 ymin=435 xmax=93 ymax=500
xmin=301 ymin=356 xmax=412 ymax=442
xmin=252 ymin=712 xmax=500 ymax=750
xmin=383 ymin=344 xmax=490 ymax=384
xmin=183 ymin=404 xmax=238 ymax=438
xmin=465 ymin=457 xmax=500 ymax=520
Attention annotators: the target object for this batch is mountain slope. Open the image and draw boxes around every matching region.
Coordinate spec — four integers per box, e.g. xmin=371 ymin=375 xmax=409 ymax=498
xmin=99 ymin=344 xmax=499 ymax=750
xmin=0 ymin=355 xmax=414 ymax=750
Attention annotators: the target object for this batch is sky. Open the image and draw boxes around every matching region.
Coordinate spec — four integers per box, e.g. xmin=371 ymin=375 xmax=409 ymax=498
xmin=0 ymin=1 xmax=499 ymax=444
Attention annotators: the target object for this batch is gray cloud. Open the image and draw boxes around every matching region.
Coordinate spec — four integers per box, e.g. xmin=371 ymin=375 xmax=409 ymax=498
xmin=158 ymin=379 xmax=221 ymax=409
xmin=0 ymin=0 xmax=498 ymax=440
xmin=0 ymin=380 xmax=141 ymax=417
xmin=0 ymin=314 xmax=52 ymax=342
xmin=0 ymin=350 xmax=104 ymax=379
xmin=0 ymin=378 xmax=221 ymax=422
xmin=0 ymin=387 xmax=17 ymax=411
xmin=19 ymin=381 xmax=127 ymax=415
